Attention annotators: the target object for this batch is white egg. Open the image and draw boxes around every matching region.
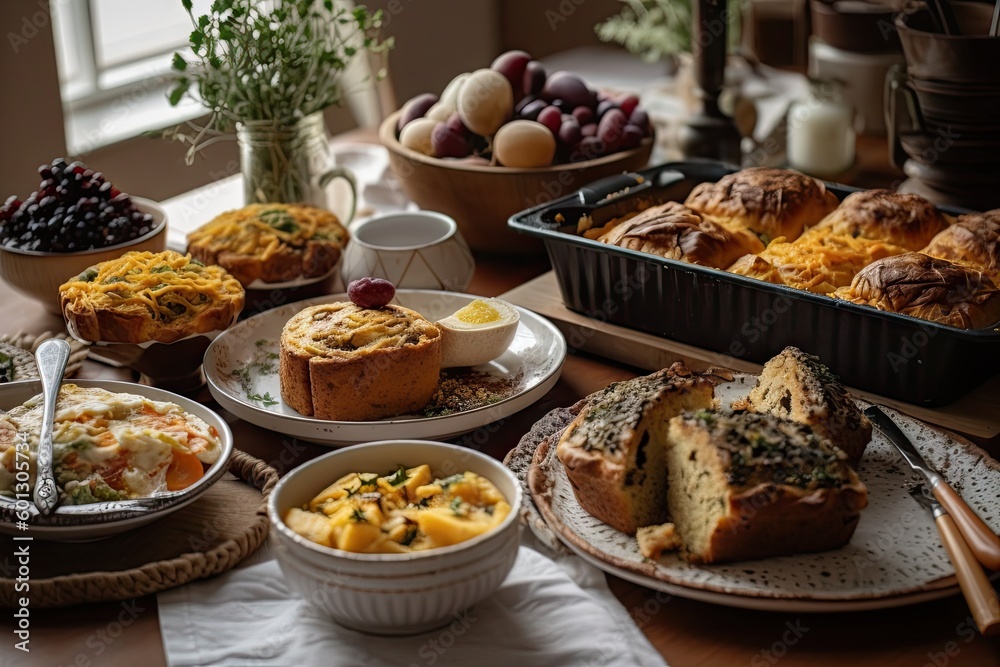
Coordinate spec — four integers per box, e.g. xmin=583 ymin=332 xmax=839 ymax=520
xmin=436 ymin=298 xmax=520 ymax=368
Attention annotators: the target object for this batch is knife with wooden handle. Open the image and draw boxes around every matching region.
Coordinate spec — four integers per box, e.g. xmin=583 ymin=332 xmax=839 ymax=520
xmin=866 ymin=405 xmax=1000 ymax=572
xmin=910 ymin=487 xmax=1000 ymax=637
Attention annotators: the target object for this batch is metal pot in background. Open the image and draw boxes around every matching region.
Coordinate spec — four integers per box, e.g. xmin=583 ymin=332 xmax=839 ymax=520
xmin=808 ymin=0 xmax=906 ymax=135
xmin=887 ymin=2 xmax=1000 ymax=211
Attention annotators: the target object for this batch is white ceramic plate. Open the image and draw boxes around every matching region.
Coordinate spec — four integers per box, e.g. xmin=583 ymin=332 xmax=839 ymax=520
xmin=526 ymin=373 xmax=1000 ymax=612
xmin=204 ymin=290 xmax=566 ymax=445
xmin=0 ymin=379 xmax=234 ymax=541
xmin=245 ymin=259 xmax=344 ymax=290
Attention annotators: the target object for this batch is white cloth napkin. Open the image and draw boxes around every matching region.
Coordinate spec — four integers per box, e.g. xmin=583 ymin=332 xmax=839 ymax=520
xmin=157 ymin=544 xmax=668 ymax=667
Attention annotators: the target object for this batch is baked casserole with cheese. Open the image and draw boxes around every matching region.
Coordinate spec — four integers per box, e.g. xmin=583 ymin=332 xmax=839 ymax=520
xmin=186 ymin=203 xmax=349 ymax=286
xmin=59 ymin=250 xmax=244 ymax=344
xmin=0 ymin=384 xmax=223 ymax=505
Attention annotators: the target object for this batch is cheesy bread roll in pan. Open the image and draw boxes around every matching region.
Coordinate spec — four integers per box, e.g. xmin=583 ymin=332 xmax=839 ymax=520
xmin=922 ymin=211 xmax=1000 ymax=278
xmin=728 ymin=233 xmax=907 ymax=294
xmin=834 ymin=252 xmax=1000 ymax=329
xmin=684 ymin=167 xmax=839 ymax=243
xmin=804 ymin=189 xmax=950 ymax=251
xmin=597 ymin=201 xmax=765 ymax=269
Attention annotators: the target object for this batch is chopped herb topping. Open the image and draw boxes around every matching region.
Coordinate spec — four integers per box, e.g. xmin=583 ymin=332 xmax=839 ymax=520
xmin=438 ymin=473 xmax=464 ymax=489
xmin=0 ymin=353 xmax=13 ymax=383
xmin=385 ymin=466 xmax=409 ymax=486
xmin=260 ymin=208 xmax=300 ymax=234
xmin=400 ymin=525 xmax=418 ymax=546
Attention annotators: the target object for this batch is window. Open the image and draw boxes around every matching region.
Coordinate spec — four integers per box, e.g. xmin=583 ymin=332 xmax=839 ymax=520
xmin=50 ymin=0 xmax=213 ymax=153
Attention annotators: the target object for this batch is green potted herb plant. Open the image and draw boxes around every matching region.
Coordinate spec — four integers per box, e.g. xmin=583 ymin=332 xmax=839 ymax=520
xmin=595 ymin=0 xmax=741 ymax=65
xmin=166 ymin=0 xmax=392 ymax=209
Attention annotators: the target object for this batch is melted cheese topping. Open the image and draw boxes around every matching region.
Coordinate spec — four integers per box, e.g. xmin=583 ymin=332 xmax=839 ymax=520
xmin=733 ymin=231 xmax=907 ymax=294
xmin=284 ymin=466 xmax=510 ymax=553
xmin=0 ymin=384 xmax=222 ymax=504
xmin=282 ymin=303 xmax=440 ymax=357
xmin=187 ymin=203 xmax=347 ymax=261
xmin=59 ymin=250 xmax=244 ymax=323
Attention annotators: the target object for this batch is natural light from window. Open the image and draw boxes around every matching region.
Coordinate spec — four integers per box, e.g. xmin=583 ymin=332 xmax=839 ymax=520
xmin=50 ymin=0 xmax=213 ymax=154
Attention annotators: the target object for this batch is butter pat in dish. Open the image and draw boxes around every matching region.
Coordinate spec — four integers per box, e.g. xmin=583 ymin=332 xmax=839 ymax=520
xmin=436 ymin=298 xmax=519 ymax=368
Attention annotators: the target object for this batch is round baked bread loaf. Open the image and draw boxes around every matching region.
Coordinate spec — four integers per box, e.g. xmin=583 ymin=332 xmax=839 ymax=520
xmin=597 ymin=201 xmax=765 ymax=269
xmin=665 ymin=410 xmax=868 ymax=564
xmin=684 ymin=168 xmax=839 ymax=243
xmin=279 ymin=302 xmax=442 ymax=421
xmin=187 ymin=203 xmax=349 ymax=286
xmin=833 ymin=252 xmax=1000 ymax=329
xmin=59 ymin=250 xmax=245 ymax=344
xmin=555 ymin=363 xmax=716 ymax=535
xmin=922 ymin=211 xmax=1000 ymax=278
xmin=805 ymin=190 xmax=950 ymax=250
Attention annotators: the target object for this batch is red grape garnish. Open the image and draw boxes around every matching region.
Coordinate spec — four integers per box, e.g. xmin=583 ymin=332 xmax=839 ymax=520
xmin=348 ymin=277 xmax=396 ymax=309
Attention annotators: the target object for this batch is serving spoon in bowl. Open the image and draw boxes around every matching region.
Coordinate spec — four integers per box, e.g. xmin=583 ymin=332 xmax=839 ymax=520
xmin=32 ymin=338 xmax=70 ymax=516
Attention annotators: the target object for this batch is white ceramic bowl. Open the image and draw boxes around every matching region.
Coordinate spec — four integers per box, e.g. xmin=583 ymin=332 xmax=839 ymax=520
xmin=268 ymin=439 xmax=522 ymax=635
xmin=341 ymin=211 xmax=476 ymax=292
xmin=0 ymin=197 xmax=168 ymax=314
xmin=0 ymin=379 xmax=233 ymax=541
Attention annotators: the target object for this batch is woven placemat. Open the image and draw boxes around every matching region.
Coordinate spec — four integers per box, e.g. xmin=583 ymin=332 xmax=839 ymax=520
xmin=0 ymin=330 xmax=89 ymax=378
xmin=0 ymin=449 xmax=277 ymax=608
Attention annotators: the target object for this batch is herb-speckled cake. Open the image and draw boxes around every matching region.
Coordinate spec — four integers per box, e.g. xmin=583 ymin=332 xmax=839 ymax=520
xmin=665 ymin=410 xmax=868 ymax=564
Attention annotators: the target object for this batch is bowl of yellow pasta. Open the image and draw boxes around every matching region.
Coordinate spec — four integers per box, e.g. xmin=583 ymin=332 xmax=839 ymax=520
xmin=268 ymin=439 xmax=522 ymax=635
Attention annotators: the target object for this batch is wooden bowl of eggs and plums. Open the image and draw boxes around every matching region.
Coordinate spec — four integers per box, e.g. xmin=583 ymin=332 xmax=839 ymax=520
xmin=379 ymin=50 xmax=654 ymax=254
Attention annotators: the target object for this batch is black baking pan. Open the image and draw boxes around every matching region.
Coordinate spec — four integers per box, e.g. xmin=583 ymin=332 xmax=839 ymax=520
xmin=508 ymin=160 xmax=998 ymax=406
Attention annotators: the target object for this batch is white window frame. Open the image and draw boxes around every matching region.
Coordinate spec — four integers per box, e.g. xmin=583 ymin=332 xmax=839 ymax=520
xmin=53 ymin=0 xmax=201 ymax=153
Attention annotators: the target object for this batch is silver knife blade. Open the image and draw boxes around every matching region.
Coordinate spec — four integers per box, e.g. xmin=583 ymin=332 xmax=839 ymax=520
xmin=864 ymin=405 xmax=945 ymax=488
xmin=870 ymin=406 xmax=1000 ymax=573
xmin=908 ymin=483 xmax=946 ymax=518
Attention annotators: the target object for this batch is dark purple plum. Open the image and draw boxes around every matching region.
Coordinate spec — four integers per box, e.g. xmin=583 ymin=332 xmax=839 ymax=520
xmin=540 ymin=72 xmax=596 ymax=110
xmin=523 ymin=61 xmax=546 ymax=96
xmin=397 ymin=93 xmax=439 ymax=132
xmin=491 ymin=50 xmax=532 ymax=100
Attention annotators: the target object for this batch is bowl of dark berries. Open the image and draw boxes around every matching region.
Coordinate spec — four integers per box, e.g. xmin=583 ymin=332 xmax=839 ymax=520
xmin=0 ymin=158 xmax=167 ymax=314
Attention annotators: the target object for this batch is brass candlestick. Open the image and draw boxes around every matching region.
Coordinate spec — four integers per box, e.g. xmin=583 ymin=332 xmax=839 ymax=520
xmin=678 ymin=0 xmax=742 ymax=164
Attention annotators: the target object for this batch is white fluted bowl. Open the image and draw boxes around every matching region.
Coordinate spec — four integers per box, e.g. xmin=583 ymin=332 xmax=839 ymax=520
xmin=268 ymin=440 xmax=522 ymax=635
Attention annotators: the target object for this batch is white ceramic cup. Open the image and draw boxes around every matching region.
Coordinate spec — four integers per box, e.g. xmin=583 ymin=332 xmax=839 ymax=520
xmin=341 ymin=211 xmax=476 ymax=291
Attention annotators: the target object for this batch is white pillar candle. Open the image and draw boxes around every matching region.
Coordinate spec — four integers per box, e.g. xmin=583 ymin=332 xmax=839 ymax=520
xmin=787 ymin=84 xmax=856 ymax=177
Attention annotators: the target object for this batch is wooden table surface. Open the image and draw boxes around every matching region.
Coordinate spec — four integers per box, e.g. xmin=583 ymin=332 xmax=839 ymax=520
xmin=3 ymin=133 xmax=1000 ymax=667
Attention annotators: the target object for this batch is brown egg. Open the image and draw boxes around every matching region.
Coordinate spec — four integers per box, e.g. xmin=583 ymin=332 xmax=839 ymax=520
xmin=494 ymin=120 xmax=556 ymax=168
xmin=399 ymin=118 xmax=437 ymax=156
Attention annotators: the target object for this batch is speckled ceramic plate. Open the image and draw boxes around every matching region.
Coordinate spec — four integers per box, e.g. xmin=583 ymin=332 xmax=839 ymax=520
xmin=526 ymin=373 xmax=1000 ymax=612
xmin=204 ymin=290 xmax=565 ymax=446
